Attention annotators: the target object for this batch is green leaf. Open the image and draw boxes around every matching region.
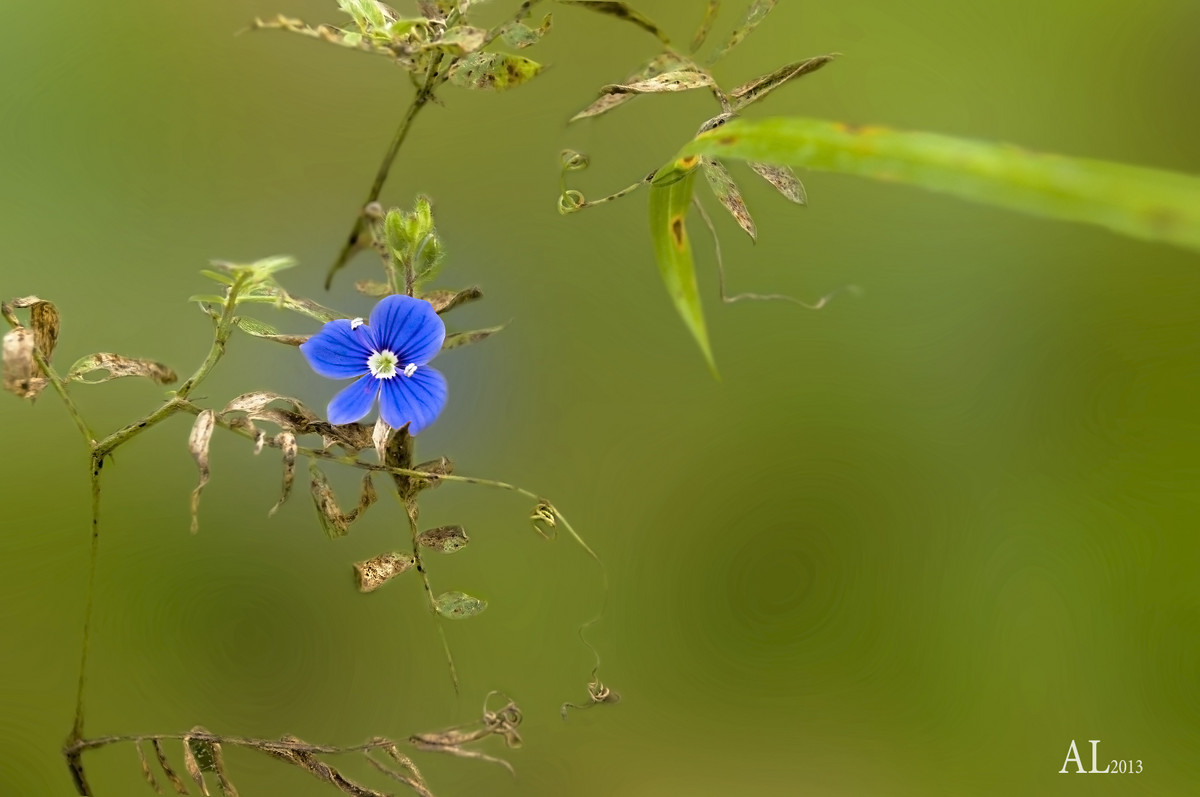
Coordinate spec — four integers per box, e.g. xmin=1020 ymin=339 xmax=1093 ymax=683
xmin=648 ymin=161 xmax=717 ymax=376
xmin=431 ymin=25 xmax=488 ymax=54
xmin=434 ymin=591 xmax=487 ymax=619
xmin=701 ymin=157 xmax=756 ymax=241
xmin=557 ymin=1 xmax=671 ymax=46
xmin=498 ymin=14 xmax=552 ymax=49
xmin=729 ymin=55 xmax=836 ymax=110
xmin=709 ymin=0 xmax=777 ymax=63
xmin=232 ymin=317 xmax=308 ymax=346
xmin=679 ymin=117 xmax=1200 ymax=254
xmin=449 ymin=52 xmax=542 ymax=91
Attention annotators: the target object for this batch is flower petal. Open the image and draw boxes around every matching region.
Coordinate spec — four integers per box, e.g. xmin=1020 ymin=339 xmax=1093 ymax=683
xmin=327 ymin=374 xmax=381 ymax=425
xmin=368 ymin=295 xmax=445 ymax=365
xmin=300 ymin=319 xmax=373 ymax=379
xmin=378 ymin=367 xmax=447 ymax=435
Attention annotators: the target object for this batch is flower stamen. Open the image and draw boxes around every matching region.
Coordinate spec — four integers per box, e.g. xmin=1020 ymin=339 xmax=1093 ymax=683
xmin=368 ymin=349 xmax=399 ymax=379
xmin=350 ymin=317 xmax=365 ymax=330
xmin=403 ymin=363 xmax=418 ymax=378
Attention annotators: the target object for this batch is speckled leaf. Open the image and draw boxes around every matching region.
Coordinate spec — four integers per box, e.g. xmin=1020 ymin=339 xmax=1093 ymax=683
xmin=268 ymin=432 xmax=297 ymax=517
xmin=188 ymin=410 xmax=215 ymax=534
xmin=181 ymin=733 xmax=209 ymax=796
xmin=417 ymin=525 xmax=470 ymax=554
xmin=67 ymin=353 xmax=177 ymax=385
xmin=233 ymin=316 xmax=308 ymax=346
xmin=680 ymin=116 xmax=1200 ymax=253
xmin=434 ymin=591 xmax=488 ymax=619
xmin=749 ymin=162 xmax=807 ymax=204
xmin=422 ymin=286 xmax=482 ymax=314
xmin=648 ymin=160 xmax=717 ymax=375
xmin=442 ymin=324 xmax=504 ymax=351
xmin=151 ymin=739 xmax=188 ymax=795
xmin=499 ymin=14 xmax=551 ymax=48
xmin=449 ymin=52 xmax=542 ymax=91
xmin=569 ymin=52 xmax=688 ymax=122
xmin=432 ymin=25 xmax=488 ymax=54
xmin=730 ymin=55 xmax=836 ymax=110
xmin=355 ymin=279 xmax=392 ymax=297
xmin=558 ymin=1 xmax=670 ymax=45
xmin=2 ymin=327 xmax=46 ymax=399
xmin=709 ymin=0 xmax=777 ymax=63
xmin=690 ymin=0 xmax=720 ymax=52
xmin=310 ymin=469 xmax=376 ymax=539
xmin=6 ymin=296 xmax=60 ymax=368
xmin=354 ymin=551 xmax=416 ymax=593
xmin=702 ymin=157 xmax=757 ymax=241
xmin=603 ymin=70 xmax=713 ymax=95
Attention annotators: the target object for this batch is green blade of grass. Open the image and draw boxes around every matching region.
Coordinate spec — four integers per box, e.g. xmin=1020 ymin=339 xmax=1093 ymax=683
xmin=649 ymin=160 xmax=718 ymax=377
xmin=673 ymin=116 xmax=1200 ymax=253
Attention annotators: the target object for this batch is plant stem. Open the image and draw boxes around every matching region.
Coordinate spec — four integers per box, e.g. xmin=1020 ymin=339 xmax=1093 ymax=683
xmin=326 ymin=57 xmax=447 ymax=289
xmin=176 ymin=274 xmax=247 ymax=400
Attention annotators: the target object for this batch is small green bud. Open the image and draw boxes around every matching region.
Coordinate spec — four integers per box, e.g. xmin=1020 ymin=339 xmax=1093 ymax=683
xmin=384 ymin=209 xmax=409 ymax=255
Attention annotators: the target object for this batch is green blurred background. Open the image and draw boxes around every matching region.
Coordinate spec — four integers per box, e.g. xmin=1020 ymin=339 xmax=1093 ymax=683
xmin=2 ymin=0 xmax=1198 ymax=794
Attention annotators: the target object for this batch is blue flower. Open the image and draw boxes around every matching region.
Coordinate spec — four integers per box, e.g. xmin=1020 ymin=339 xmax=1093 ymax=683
xmin=300 ymin=295 xmax=447 ymax=434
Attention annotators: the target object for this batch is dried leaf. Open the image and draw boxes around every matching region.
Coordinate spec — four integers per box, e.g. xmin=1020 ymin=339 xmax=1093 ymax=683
xmin=602 ymin=70 xmax=714 ymax=95
xmin=702 ymin=157 xmax=757 ymax=240
xmin=208 ymin=740 xmax=238 ymax=797
xmin=249 ymin=14 xmax=401 ymax=59
xmin=729 ymin=54 xmax=836 ymax=110
xmin=189 ymin=411 xmax=215 ymax=534
xmin=371 ymin=416 xmax=392 ymax=463
xmin=449 ymin=52 xmax=542 ymax=91
xmin=709 ymin=0 xmax=777 ymax=63
xmin=354 ymin=280 xmax=392 ymax=297
xmin=269 ymin=432 xmax=297 ymax=516
xmin=151 ymin=739 xmax=189 ymax=795
xmin=4 ymin=296 xmax=60 ymax=368
xmin=2 ymin=327 xmax=48 ymax=399
xmin=181 ymin=735 xmax=209 ymax=796
xmin=354 ymin=551 xmax=416 ymax=593
xmin=422 ymin=286 xmax=483 ymax=314
xmin=310 ymin=469 xmax=376 ymax=539
xmin=442 ymin=325 xmax=504 ymax=351
xmin=417 ymin=525 xmax=470 ymax=554
xmin=558 ymin=1 xmax=670 ymax=45
xmin=434 ymin=591 xmax=488 ymax=619
xmin=136 ymin=740 xmax=164 ymax=794
xmin=749 ymin=162 xmax=807 ymax=204
xmin=220 ymin=392 xmax=321 ymax=434
xmin=690 ymin=0 xmax=720 ymax=52
xmin=569 ymin=52 xmax=688 ymax=121
xmin=67 ymin=353 xmax=177 ymax=385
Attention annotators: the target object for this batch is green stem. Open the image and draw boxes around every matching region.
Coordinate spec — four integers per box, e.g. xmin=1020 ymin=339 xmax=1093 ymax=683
xmin=326 ymin=57 xmax=447 ymax=289
xmin=176 ymin=274 xmax=247 ymax=400
xmin=400 ymin=492 xmax=460 ymax=694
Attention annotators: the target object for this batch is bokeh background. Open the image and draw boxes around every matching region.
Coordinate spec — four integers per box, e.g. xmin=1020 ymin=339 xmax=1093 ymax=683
xmin=2 ymin=1 xmax=1198 ymax=794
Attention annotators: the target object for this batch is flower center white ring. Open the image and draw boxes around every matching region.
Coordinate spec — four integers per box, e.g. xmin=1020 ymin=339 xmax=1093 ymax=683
xmin=368 ymin=349 xmax=399 ymax=379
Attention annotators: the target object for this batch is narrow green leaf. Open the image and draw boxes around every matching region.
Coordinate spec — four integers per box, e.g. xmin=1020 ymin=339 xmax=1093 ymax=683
xmin=690 ymin=1 xmax=720 ymax=53
xmin=701 ymin=157 xmax=756 ymax=241
xmin=681 ymin=117 xmax=1200 ymax=253
xmin=648 ymin=161 xmax=718 ymax=376
xmin=449 ymin=52 xmax=542 ymax=91
xmin=558 ymin=1 xmax=671 ymax=46
xmin=199 ymin=269 xmax=235 ymax=285
xmin=729 ymin=54 xmax=836 ymax=110
xmin=434 ymin=591 xmax=488 ymax=619
xmin=709 ymin=0 xmax=777 ymax=63
xmin=749 ymin=162 xmax=807 ymax=204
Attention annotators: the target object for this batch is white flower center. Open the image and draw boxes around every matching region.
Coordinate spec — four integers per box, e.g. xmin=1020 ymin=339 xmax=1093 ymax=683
xmin=403 ymin=363 xmax=418 ymax=378
xmin=368 ymin=349 xmax=399 ymax=379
